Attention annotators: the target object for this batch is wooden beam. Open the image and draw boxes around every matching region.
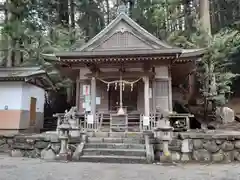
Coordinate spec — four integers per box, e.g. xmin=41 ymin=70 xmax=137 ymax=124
xmin=85 ymin=71 xmax=155 ymax=79
xmin=86 ymin=63 xmax=100 ymax=74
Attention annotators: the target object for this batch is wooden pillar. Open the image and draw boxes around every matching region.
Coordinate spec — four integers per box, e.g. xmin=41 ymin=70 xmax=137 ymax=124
xmin=91 ymin=77 xmax=96 ymax=120
xmin=76 ymin=79 xmax=80 ymax=109
xmin=168 ymin=77 xmax=173 ymax=112
xmin=144 ymin=76 xmax=150 ymax=117
xmin=168 ymin=66 xmax=173 ymax=112
xmin=188 ymin=72 xmax=196 ymax=104
xmin=152 ymin=79 xmax=156 ymax=113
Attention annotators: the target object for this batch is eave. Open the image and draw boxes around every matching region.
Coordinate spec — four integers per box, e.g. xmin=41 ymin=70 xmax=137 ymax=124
xmin=0 ymin=67 xmax=56 ymax=91
xmin=55 ymin=48 xmax=182 ymax=58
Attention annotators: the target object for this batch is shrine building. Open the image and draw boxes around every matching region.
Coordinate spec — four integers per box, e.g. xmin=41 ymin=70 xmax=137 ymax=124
xmin=49 ymin=9 xmax=205 ymax=131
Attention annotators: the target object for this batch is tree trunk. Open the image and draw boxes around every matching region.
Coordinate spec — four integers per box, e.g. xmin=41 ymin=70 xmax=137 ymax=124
xmin=6 ymin=0 xmax=12 ymax=67
xmin=69 ymin=0 xmax=75 ymax=45
xmin=106 ymin=0 xmax=110 ymax=24
xmin=184 ymin=0 xmax=194 ymax=33
xmin=199 ymin=0 xmax=211 ymax=35
xmin=14 ymin=40 xmax=21 ymax=66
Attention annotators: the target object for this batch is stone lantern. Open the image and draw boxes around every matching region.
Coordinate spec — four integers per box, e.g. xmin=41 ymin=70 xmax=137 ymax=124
xmin=57 ymin=117 xmax=71 ymax=161
xmin=155 ymin=115 xmax=173 ymax=161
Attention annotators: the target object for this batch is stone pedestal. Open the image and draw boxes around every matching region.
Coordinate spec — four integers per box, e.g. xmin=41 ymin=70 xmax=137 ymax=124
xmin=154 ymin=117 xmax=173 ymax=162
xmin=56 ymin=118 xmax=71 ymax=161
xmin=69 ymin=119 xmax=81 ymax=137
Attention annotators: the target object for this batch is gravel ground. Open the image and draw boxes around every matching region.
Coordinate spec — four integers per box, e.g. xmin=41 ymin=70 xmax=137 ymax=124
xmin=0 ymin=155 xmax=240 ymax=180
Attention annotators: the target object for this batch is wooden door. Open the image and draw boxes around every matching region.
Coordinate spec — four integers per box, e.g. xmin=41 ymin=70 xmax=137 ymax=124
xmin=30 ymin=97 xmax=37 ymax=126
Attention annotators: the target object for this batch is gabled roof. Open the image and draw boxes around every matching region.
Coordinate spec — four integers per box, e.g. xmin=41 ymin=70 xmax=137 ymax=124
xmin=0 ymin=66 xmax=55 ymax=90
xmin=52 ymin=12 xmax=205 ymax=63
xmin=75 ymin=12 xmax=174 ymax=52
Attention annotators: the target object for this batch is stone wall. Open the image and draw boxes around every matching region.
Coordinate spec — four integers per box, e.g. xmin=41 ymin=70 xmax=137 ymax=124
xmin=155 ymin=130 xmax=240 ymax=163
xmin=0 ymin=133 xmax=80 ymax=160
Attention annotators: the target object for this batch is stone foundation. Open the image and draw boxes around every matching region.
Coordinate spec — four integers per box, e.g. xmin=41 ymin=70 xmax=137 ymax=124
xmin=154 ymin=130 xmax=240 ymax=163
xmin=3 ymin=130 xmax=240 ymax=163
xmin=0 ymin=133 xmax=80 ymax=160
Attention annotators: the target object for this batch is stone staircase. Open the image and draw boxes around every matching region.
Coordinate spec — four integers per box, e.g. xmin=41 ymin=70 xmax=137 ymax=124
xmin=41 ymin=117 xmax=57 ymax=133
xmin=80 ymin=132 xmax=148 ymax=164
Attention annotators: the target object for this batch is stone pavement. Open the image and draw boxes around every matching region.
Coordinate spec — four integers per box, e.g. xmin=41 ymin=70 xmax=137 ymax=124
xmin=0 ymin=155 xmax=239 ymax=180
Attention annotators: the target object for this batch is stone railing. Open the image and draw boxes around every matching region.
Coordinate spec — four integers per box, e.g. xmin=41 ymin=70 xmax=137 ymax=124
xmin=155 ymin=130 xmax=240 ymax=163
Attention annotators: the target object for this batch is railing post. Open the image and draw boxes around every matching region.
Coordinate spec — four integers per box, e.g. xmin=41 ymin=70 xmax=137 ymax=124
xmin=56 ymin=115 xmax=61 ymax=135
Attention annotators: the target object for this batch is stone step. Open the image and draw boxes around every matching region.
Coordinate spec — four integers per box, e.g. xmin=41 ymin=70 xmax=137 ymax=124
xmin=86 ymin=132 xmax=144 ymax=138
xmin=85 ymin=143 xmax=146 ymax=150
xmin=87 ymin=137 xmax=144 ymax=144
xmin=79 ymin=155 xmax=147 ymax=164
xmin=83 ymin=148 xmax=146 ymax=156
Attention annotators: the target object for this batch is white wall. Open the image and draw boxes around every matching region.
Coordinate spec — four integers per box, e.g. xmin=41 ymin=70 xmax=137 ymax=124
xmin=0 ymin=82 xmax=22 ymax=110
xmin=0 ymin=82 xmax=45 ymax=112
xmin=21 ymin=83 xmax=45 ymax=113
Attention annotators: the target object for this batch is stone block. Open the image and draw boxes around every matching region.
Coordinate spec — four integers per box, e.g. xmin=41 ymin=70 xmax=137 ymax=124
xmin=122 ymin=138 xmax=143 ymax=144
xmin=26 ymin=139 xmax=35 ymax=144
xmin=126 ymin=132 xmax=144 ymax=139
xmin=28 ymin=149 xmax=41 ymax=158
xmin=35 ymin=141 xmax=49 ymax=149
xmin=85 ymin=132 xmax=94 ymax=137
xmin=12 ymin=143 xmax=34 ymax=150
xmin=94 ymin=132 xmax=109 ymax=137
xmin=203 ymin=141 xmax=220 ymax=153
xmin=233 ymin=150 xmax=240 ymax=161
xmin=212 ymin=150 xmax=224 ymax=162
xmin=41 ymin=149 xmax=56 ymax=160
xmin=193 ymin=149 xmax=211 ymax=162
xmin=69 ymin=137 xmax=81 ymax=144
xmin=72 ymin=142 xmax=84 ymax=161
xmin=181 ymin=153 xmax=191 ymax=162
xmin=43 ymin=134 xmax=59 ymax=143
xmin=215 ymin=139 xmax=223 ymax=145
xmin=223 ymin=151 xmax=234 ymax=163
xmin=3 ymin=134 xmax=15 ymax=138
xmin=10 ymin=150 xmax=23 ymax=157
xmin=171 ymin=151 xmax=181 ymax=162
xmin=56 ymin=153 xmax=72 ymax=161
xmin=193 ymin=139 xmax=203 ymax=149
xmin=109 ymin=132 xmax=125 ymax=138
xmin=169 ymin=139 xmax=181 ymax=151
xmin=181 ymin=139 xmax=192 ymax=153
xmin=0 ymin=143 xmax=9 ymax=153
xmin=88 ymin=137 xmax=103 ymax=143
xmin=0 ymin=139 xmax=6 ymax=145
xmin=70 ymin=130 xmax=81 ymax=138
xmin=159 ymin=152 xmax=172 ymax=162
xmin=221 ymin=141 xmax=234 ymax=151
xmin=235 ymin=140 xmax=240 ymax=149
xmin=51 ymin=143 xmax=60 ymax=154
xmin=14 ymin=136 xmax=27 ymax=143
xmin=7 ymin=139 xmax=14 ymax=145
